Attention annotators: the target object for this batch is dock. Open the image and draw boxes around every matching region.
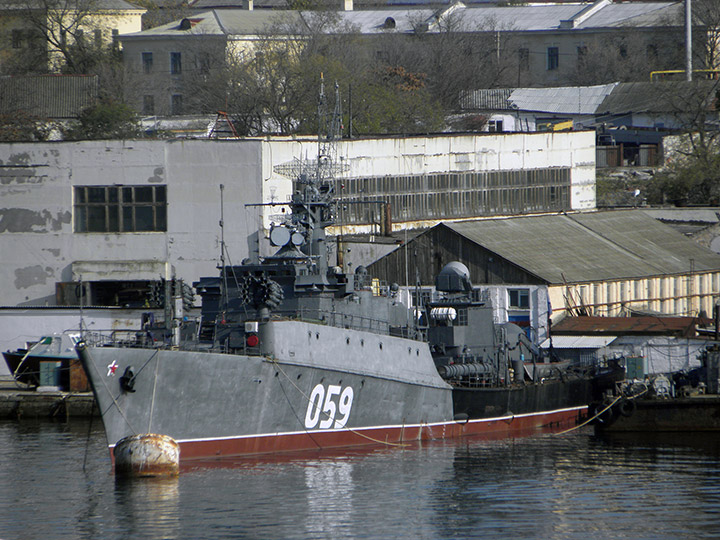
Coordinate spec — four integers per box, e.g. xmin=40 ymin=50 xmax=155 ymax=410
xmin=0 ymin=377 xmax=97 ymax=420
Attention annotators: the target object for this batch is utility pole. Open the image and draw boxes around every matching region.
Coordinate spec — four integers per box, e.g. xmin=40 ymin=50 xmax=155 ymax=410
xmin=686 ymin=0 xmax=692 ymax=81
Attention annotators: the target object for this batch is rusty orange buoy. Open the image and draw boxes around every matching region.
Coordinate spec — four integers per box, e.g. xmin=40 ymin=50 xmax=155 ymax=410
xmin=114 ymin=434 xmax=180 ymax=478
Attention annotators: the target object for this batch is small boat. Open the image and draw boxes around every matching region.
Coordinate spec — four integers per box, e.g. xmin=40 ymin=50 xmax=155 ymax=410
xmin=3 ymin=333 xmax=89 ymax=392
xmin=591 ymin=345 xmax=720 ymax=432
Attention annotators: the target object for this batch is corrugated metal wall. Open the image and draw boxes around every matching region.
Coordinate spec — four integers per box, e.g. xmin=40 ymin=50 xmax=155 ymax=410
xmin=335 ymin=168 xmax=571 ymax=225
xmin=551 ymin=272 xmax=720 ymax=320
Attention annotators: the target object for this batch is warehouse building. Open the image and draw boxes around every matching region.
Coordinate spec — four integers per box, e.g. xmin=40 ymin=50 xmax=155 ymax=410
xmin=368 ymin=210 xmax=720 ymax=343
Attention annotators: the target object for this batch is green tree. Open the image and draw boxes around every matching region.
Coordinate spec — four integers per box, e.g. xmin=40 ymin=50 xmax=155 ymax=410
xmin=0 ymin=111 xmax=51 ymax=142
xmin=64 ymin=100 xmax=141 ymax=140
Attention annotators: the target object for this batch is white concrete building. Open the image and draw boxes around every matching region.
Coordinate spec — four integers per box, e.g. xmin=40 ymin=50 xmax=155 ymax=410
xmin=0 ymin=131 xmax=595 ymax=311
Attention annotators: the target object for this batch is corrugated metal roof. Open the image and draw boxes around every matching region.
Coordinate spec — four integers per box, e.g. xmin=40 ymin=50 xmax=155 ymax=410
xmin=579 ymin=2 xmax=681 ymax=29
xmin=459 ymin=88 xmax=513 ymax=110
xmin=0 ymin=75 xmax=98 ymax=119
xmin=597 ymin=81 xmax=718 ymax=115
xmin=508 ymin=84 xmax=617 ymax=115
xmin=539 ymin=335 xmax=617 ymax=349
xmin=124 ymin=1 xmax=682 ymax=38
xmin=551 ymin=315 xmax=710 ymax=336
xmin=443 ymin=210 xmax=720 ymax=284
xmin=1 ymin=0 xmax=144 ymax=9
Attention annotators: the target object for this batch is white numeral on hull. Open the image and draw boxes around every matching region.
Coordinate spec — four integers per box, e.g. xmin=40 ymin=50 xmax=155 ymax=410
xmin=305 ymin=384 xmax=354 ymax=429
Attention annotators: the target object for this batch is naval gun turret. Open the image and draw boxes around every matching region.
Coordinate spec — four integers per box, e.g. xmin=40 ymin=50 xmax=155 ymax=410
xmin=427 ymin=262 xmax=535 ymax=387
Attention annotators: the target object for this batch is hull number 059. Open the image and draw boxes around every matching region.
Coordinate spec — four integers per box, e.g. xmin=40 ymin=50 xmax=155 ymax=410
xmin=304 ymin=384 xmax=354 ymax=429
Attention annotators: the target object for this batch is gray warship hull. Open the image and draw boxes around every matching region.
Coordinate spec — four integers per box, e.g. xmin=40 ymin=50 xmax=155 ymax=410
xmin=78 ymin=320 xmax=588 ymax=461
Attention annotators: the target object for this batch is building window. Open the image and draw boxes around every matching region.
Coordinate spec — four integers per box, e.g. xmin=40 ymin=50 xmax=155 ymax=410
xmin=111 ymin=29 xmax=119 ymax=49
xmin=94 ymin=29 xmax=102 ymax=47
xmin=76 ymin=28 xmax=84 ymax=45
xmin=508 ymin=289 xmax=530 ymax=309
xmin=196 ymin=52 xmax=211 ymax=74
xmin=143 ymin=95 xmax=155 ymax=115
xmin=577 ymin=45 xmax=587 ymax=68
xmin=170 ymin=52 xmax=182 ymax=74
xmin=488 ymin=120 xmax=503 ymax=133
xmin=547 ymin=47 xmax=559 ymax=70
xmin=518 ymin=48 xmax=529 ymax=71
xmin=171 ymin=94 xmax=183 ymax=115
xmin=142 ymin=52 xmax=153 ymax=74
xmin=11 ymin=29 xmax=22 ymax=49
xmin=74 ymin=185 xmax=167 ymax=233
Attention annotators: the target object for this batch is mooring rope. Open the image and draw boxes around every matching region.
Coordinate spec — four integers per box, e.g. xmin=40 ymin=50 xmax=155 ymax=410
xmin=555 ymin=384 xmax=649 ymax=436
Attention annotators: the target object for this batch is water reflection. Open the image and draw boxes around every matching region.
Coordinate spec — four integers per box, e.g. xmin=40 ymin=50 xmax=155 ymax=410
xmin=4 ymin=421 xmax=720 ymax=540
xmin=113 ymin=477 xmax=180 ymax=539
xmin=303 ymin=460 xmax=354 ymax=537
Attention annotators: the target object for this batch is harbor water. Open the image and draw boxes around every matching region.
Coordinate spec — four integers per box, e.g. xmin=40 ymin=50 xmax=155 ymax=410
xmin=2 ymin=421 xmax=720 ymax=540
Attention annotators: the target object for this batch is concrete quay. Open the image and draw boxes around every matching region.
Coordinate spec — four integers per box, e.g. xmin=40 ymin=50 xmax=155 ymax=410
xmin=0 ymin=377 xmax=97 ymax=420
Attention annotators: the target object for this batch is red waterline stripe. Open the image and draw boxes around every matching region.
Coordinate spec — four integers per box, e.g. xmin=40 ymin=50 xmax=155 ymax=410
xmin=109 ymin=406 xmax=587 ymax=462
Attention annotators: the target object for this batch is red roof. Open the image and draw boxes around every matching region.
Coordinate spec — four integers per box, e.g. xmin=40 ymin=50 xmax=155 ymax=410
xmin=551 ymin=316 xmax=712 ymax=338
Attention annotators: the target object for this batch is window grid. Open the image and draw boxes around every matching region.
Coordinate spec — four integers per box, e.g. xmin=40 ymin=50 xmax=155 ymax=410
xmin=142 ymin=52 xmax=153 ymax=74
xmin=170 ymin=52 xmax=182 ymax=74
xmin=335 ymin=168 xmax=570 ymax=225
xmin=547 ymin=47 xmax=559 ymax=70
xmin=508 ymin=289 xmax=530 ymax=309
xmin=74 ymin=185 xmax=167 ymax=233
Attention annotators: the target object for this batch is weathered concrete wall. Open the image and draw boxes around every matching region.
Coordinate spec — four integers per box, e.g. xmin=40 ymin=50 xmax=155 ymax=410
xmin=0 ymin=133 xmax=595 ymax=308
xmin=262 ymin=131 xmax=596 ymax=234
xmin=0 ymin=139 xmax=263 ymax=307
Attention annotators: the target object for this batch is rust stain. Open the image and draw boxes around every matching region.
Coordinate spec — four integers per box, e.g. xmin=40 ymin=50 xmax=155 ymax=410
xmin=114 ymin=433 xmax=180 ymax=477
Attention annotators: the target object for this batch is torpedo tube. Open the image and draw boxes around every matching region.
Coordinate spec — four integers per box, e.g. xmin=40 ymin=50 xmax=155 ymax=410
xmin=114 ymin=433 xmax=180 ymax=477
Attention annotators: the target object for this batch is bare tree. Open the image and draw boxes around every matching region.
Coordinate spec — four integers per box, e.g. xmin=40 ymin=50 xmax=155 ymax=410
xmin=568 ymin=31 xmax=685 ymax=86
xmin=11 ymin=0 xmax=121 ymax=73
xmin=132 ymin=0 xmax=192 ymax=30
xmin=647 ymin=80 xmax=720 ymax=204
xmin=371 ymin=12 xmax=519 ymax=110
xmin=694 ymin=0 xmax=720 ymax=72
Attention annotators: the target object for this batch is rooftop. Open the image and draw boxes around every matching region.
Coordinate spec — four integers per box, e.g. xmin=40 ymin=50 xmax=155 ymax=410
xmin=442 ymin=209 xmax=720 ymax=284
xmin=551 ymin=315 xmax=712 ymax=337
xmin=122 ymin=1 xmax=683 ymax=38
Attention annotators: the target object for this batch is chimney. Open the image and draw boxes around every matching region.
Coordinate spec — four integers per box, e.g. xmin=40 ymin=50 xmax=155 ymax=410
xmin=343 ymin=0 xmax=353 ymax=10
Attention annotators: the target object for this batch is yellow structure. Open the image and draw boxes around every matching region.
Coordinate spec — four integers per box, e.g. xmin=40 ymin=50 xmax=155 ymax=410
xmin=0 ymin=0 xmax=145 ymax=74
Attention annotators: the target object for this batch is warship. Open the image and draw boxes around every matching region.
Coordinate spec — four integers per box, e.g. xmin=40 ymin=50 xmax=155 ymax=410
xmin=77 ymin=84 xmax=616 ymax=463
